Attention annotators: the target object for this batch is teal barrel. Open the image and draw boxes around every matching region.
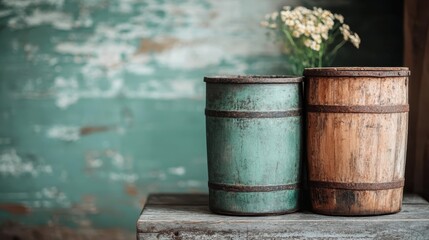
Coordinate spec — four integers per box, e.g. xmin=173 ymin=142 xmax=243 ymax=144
xmin=204 ymin=75 xmax=303 ymax=215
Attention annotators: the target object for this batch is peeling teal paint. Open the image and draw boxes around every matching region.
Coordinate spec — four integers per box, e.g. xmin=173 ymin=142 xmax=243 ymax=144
xmin=0 ymin=0 xmax=289 ymax=230
xmin=205 ymin=78 xmax=303 ymax=215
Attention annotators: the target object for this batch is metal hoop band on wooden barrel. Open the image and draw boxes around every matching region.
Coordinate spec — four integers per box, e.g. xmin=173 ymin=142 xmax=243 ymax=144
xmin=205 ymin=109 xmax=302 ymax=118
xmin=309 ymin=179 xmax=404 ymax=191
xmin=307 ymin=105 xmax=409 ymax=114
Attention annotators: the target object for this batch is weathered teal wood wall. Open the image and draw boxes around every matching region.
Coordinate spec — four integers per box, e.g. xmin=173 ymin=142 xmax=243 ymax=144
xmin=0 ymin=0 xmax=403 ymax=236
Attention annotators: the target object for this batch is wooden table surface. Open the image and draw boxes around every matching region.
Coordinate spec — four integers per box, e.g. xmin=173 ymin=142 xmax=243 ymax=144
xmin=136 ymin=194 xmax=429 ymax=239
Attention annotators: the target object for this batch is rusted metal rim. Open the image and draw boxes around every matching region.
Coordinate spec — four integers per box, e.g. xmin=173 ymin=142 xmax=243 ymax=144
xmin=205 ymin=109 xmax=302 ymax=118
xmin=310 ymin=208 xmax=401 ymax=216
xmin=307 ymin=104 xmax=409 ymax=113
xmin=304 ymin=67 xmax=410 ymax=77
xmin=204 ymin=75 xmax=303 ymax=84
xmin=309 ymin=179 xmax=404 ymax=191
xmin=208 ymin=182 xmax=300 ymax=192
xmin=209 ymin=207 xmax=299 ymax=216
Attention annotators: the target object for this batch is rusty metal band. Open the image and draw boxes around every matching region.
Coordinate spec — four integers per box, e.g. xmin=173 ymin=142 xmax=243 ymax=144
xmin=210 ymin=207 xmax=299 ymax=216
xmin=204 ymin=76 xmax=303 ymax=84
xmin=309 ymin=179 xmax=404 ymax=191
xmin=205 ymin=109 xmax=302 ymax=118
xmin=307 ymin=104 xmax=409 ymax=113
xmin=303 ymin=69 xmax=410 ymax=77
xmin=208 ymin=182 xmax=300 ymax=192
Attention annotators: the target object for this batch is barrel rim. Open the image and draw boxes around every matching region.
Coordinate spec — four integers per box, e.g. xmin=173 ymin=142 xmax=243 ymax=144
xmin=304 ymin=67 xmax=410 ymax=77
xmin=204 ymin=75 xmax=303 ymax=84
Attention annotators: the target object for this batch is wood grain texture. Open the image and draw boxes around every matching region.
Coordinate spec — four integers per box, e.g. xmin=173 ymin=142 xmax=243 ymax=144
xmin=136 ymin=194 xmax=429 ymax=239
xmin=305 ymin=69 xmax=409 ymax=216
xmin=404 ymin=0 xmax=429 ymax=199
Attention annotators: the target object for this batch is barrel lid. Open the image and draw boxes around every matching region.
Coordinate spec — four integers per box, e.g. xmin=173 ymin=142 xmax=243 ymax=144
xmin=204 ymin=75 xmax=303 ymax=84
xmin=304 ymin=67 xmax=410 ymax=77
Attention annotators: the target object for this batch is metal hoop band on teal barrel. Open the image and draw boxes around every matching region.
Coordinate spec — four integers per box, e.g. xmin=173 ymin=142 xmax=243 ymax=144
xmin=205 ymin=76 xmax=303 ymax=216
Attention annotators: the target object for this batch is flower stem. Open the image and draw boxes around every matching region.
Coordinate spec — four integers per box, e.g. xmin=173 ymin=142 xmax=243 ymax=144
xmin=327 ymin=40 xmax=346 ymax=59
xmin=283 ymin=29 xmax=297 ymax=49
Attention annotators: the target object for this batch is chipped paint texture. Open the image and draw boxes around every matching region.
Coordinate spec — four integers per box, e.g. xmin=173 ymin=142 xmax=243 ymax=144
xmin=4 ymin=0 xmax=287 ymax=109
xmin=168 ymin=166 xmax=186 ymax=176
xmin=0 ymin=149 xmax=52 ymax=177
xmin=0 ymin=0 xmax=284 ymax=220
xmin=2 ymin=0 xmax=262 ymax=230
xmin=47 ymin=125 xmax=80 ymax=142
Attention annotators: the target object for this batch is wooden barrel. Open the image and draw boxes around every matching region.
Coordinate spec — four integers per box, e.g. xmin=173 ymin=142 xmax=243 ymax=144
xmin=304 ymin=67 xmax=410 ymax=215
xmin=205 ymin=75 xmax=303 ymax=215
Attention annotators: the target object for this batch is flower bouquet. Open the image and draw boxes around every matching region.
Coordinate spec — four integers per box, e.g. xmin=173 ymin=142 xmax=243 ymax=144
xmin=261 ymin=6 xmax=361 ymax=75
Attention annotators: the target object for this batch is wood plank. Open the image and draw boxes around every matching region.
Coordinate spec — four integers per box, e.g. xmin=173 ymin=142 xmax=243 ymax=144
xmin=137 ymin=194 xmax=429 ymax=239
xmin=140 ymin=205 xmax=429 ymax=222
